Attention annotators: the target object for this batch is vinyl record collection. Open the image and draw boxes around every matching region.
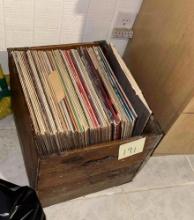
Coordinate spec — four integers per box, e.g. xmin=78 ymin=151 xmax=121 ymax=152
xmin=11 ymin=44 xmax=150 ymax=155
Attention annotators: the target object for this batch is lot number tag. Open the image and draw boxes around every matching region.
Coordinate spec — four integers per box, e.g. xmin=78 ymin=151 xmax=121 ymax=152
xmin=118 ymin=137 xmax=146 ymax=160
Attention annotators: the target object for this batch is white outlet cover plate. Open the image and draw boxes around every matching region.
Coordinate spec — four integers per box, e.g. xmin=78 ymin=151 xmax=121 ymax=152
xmin=114 ymin=11 xmax=137 ymax=29
xmin=112 ymin=28 xmax=133 ymax=39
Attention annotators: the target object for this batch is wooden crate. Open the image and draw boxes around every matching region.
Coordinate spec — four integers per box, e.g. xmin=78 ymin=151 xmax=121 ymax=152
xmin=8 ymin=41 xmax=163 ymax=207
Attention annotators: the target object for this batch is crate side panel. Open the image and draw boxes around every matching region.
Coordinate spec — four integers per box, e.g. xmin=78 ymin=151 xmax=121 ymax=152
xmin=9 ymin=53 xmax=39 ymax=188
xmin=38 ymin=134 xmax=162 ymax=207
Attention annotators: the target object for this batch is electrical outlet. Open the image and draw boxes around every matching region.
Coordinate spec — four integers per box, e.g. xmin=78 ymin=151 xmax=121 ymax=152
xmin=112 ymin=28 xmax=133 ymax=39
xmin=114 ymin=11 xmax=136 ymax=29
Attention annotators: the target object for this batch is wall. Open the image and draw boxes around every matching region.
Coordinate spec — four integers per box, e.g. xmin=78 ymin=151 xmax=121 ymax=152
xmin=0 ymin=51 xmax=8 ymax=73
xmin=0 ymin=0 xmax=143 ymax=55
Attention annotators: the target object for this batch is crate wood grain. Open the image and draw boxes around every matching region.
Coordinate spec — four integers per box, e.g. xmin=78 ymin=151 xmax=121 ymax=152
xmin=8 ymin=41 xmax=163 ymax=207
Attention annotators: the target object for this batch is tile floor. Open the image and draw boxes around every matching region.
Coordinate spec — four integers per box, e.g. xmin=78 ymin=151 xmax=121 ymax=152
xmin=1 ymin=115 xmax=194 ymax=220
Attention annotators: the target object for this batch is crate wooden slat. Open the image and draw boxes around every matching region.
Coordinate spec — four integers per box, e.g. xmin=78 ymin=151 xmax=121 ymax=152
xmin=8 ymin=41 xmax=163 ymax=207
